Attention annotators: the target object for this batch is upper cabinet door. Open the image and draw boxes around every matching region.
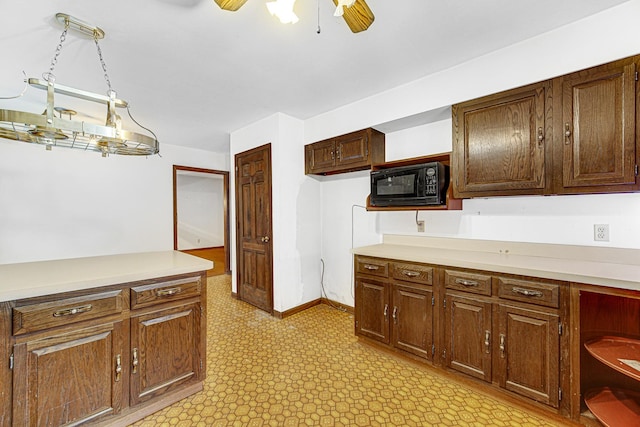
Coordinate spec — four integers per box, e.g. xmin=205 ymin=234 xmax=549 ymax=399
xmin=305 ymin=139 xmax=336 ymax=174
xmin=335 ymin=131 xmax=369 ymax=167
xmin=559 ymin=59 xmax=638 ymax=192
xmin=452 ymin=81 xmax=551 ymax=198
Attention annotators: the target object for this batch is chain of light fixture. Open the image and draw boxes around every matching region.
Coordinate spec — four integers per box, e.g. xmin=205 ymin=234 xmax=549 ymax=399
xmin=0 ymin=13 xmax=159 ymax=157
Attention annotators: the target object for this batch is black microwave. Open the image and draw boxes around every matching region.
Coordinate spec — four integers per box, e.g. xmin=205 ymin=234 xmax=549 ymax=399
xmin=370 ymin=162 xmax=448 ymax=207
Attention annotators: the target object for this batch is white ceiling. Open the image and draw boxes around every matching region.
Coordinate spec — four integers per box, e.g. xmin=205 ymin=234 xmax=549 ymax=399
xmin=0 ymin=0 xmax=630 ymax=153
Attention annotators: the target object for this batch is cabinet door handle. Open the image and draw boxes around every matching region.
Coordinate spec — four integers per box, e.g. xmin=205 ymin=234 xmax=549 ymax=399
xmin=484 ymin=330 xmax=491 ymax=354
xmin=537 ymin=127 xmax=544 ymax=145
xmin=455 ymin=278 xmax=479 ymax=287
xmin=364 ymin=264 xmax=380 ymax=271
xmin=383 ymin=304 xmax=388 ymax=319
xmin=499 ymin=334 xmax=506 ymax=359
xmin=115 ymin=354 xmax=122 ymax=382
xmin=564 ymin=123 xmax=572 ymax=145
xmin=392 ymin=306 xmax=398 ymax=324
xmin=53 ymin=304 xmax=93 ymax=317
xmin=401 ymin=270 xmax=420 ymax=278
xmin=132 ymin=348 xmax=139 ymax=374
xmin=511 ymin=287 xmax=543 ymax=298
xmin=156 ymin=287 xmax=182 ymax=297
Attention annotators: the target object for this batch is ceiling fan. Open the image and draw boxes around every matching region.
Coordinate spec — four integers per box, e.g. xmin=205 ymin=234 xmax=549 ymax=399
xmin=213 ymin=0 xmax=375 ymax=33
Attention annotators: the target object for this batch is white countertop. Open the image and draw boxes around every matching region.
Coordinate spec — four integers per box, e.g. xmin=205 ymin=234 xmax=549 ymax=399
xmin=0 ymin=251 xmax=213 ymax=302
xmin=353 ymin=235 xmax=640 ymax=292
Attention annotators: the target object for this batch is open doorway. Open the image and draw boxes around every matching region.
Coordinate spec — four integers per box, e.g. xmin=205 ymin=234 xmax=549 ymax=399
xmin=173 ymin=165 xmax=230 ymax=276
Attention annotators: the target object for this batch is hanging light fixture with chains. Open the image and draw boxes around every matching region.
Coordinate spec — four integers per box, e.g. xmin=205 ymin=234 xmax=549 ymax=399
xmin=0 ymin=13 xmax=159 ymax=157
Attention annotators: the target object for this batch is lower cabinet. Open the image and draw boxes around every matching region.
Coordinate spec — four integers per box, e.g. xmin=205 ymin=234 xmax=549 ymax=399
xmin=355 ymin=257 xmax=435 ymax=361
xmin=130 ymin=301 xmax=203 ymax=405
xmin=355 ymin=255 xmax=566 ymax=414
xmin=12 ymin=322 xmax=124 ymax=426
xmin=445 ymin=293 xmax=493 ymax=382
xmin=497 ymin=303 xmax=559 ymax=406
xmin=6 ymin=272 xmax=207 ymax=427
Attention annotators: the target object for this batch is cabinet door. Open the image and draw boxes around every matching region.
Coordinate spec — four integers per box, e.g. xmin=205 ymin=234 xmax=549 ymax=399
xmin=355 ymin=277 xmax=389 ymax=344
xmin=335 ymin=131 xmax=369 ymax=168
xmin=497 ymin=304 xmax=559 ymax=407
xmin=12 ymin=323 xmax=124 ymax=426
xmin=444 ymin=293 xmax=492 ymax=382
xmin=560 ymin=59 xmax=638 ymax=191
xmin=130 ymin=302 xmax=202 ymax=406
xmin=391 ymin=283 xmax=433 ymax=360
xmin=305 ymin=140 xmax=336 ymax=174
xmin=452 ymin=81 xmax=550 ymax=197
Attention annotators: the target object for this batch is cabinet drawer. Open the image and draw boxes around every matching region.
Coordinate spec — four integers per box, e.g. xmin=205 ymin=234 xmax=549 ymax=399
xmin=391 ymin=262 xmax=433 ymax=285
xmin=497 ymin=277 xmax=559 ymax=308
xmin=444 ymin=270 xmax=492 ymax=296
xmin=355 ymin=257 xmax=389 ymax=278
xmin=131 ymin=277 xmax=202 ymax=309
xmin=13 ymin=290 xmax=124 ymax=335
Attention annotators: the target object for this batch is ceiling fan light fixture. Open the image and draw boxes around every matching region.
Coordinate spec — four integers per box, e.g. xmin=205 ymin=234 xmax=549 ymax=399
xmin=266 ymin=0 xmax=299 ymax=24
xmin=333 ymin=0 xmax=355 ymax=17
xmin=214 ymin=0 xmax=249 ymax=11
xmin=0 ymin=13 xmax=159 ymax=157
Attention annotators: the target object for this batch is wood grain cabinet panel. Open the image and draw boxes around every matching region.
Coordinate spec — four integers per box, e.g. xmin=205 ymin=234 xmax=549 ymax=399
xmin=392 ymin=283 xmax=434 ymax=360
xmin=305 ymin=128 xmax=385 ymax=175
xmin=452 ymin=81 xmax=551 ymax=198
xmin=354 ymin=277 xmax=390 ymax=344
xmin=12 ymin=322 xmax=124 ymax=426
xmin=496 ymin=304 xmax=559 ymax=407
xmin=557 ymin=57 xmax=639 ymax=193
xmin=444 ymin=293 xmax=493 ymax=382
xmin=354 ymin=256 xmax=566 ymax=415
xmin=5 ymin=271 xmax=207 ymax=427
xmin=453 ymin=54 xmax=640 ymax=198
xmin=130 ymin=302 xmax=202 ymax=405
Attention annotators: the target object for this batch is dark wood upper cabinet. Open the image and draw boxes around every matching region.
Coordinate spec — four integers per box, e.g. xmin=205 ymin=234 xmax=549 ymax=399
xmin=556 ymin=57 xmax=638 ymax=193
xmin=452 ymin=81 xmax=552 ymax=198
xmin=305 ymin=128 xmax=385 ymax=175
xmin=453 ymin=54 xmax=640 ymax=198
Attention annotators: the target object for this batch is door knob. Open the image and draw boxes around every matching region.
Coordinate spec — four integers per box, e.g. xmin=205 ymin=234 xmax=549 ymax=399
xmin=261 ymin=236 xmax=270 ymax=243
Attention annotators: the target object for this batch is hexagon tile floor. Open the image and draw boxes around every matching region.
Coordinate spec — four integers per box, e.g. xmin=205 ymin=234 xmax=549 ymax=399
xmin=131 ymin=275 xmax=574 ymax=427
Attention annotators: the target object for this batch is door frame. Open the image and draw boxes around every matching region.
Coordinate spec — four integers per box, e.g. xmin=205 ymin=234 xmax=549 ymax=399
xmin=172 ymin=165 xmax=230 ymax=274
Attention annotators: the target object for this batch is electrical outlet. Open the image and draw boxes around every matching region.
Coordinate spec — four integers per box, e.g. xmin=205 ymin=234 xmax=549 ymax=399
xmin=417 ymin=220 xmax=425 ymax=232
xmin=594 ymin=224 xmax=610 ymax=242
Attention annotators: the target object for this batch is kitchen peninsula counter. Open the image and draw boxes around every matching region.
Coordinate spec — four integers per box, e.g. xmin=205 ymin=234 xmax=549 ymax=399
xmin=0 ymin=250 xmax=213 ymax=302
xmin=353 ymin=234 xmax=640 ymax=292
xmin=0 ymin=250 xmax=212 ymax=426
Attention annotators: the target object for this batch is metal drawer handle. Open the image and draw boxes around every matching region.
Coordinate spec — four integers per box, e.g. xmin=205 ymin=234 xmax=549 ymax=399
xmin=115 ymin=354 xmax=122 ymax=382
xmin=383 ymin=304 xmax=388 ymax=319
xmin=401 ymin=270 xmax=420 ymax=277
xmin=499 ymin=334 xmax=506 ymax=358
xmin=512 ymin=287 xmax=543 ymax=298
xmin=53 ymin=304 xmax=93 ymax=317
xmin=132 ymin=348 xmax=139 ymax=374
xmin=392 ymin=306 xmax=398 ymax=324
xmin=484 ymin=330 xmax=491 ymax=354
xmin=364 ymin=264 xmax=380 ymax=271
xmin=156 ymin=287 xmax=183 ymax=297
xmin=455 ymin=278 xmax=479 ymax=287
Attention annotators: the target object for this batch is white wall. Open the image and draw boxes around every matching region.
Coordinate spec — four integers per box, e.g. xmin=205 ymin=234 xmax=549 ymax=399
xmin=229 ymin=113 xmax=322 ymax=313
xmin=0 ymin=139 xmax=228 ymax=264
xmin=312 ymin=0 xmax=640 ymax=307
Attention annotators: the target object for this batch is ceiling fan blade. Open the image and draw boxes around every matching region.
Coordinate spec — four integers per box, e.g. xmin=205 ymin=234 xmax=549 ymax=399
xmin=332 ymin=0 xmax=374 ymax=33
xmin=214 ymin=0 xmax=249 ymax=11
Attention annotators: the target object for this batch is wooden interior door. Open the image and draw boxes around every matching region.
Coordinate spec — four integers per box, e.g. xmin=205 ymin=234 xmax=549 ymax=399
xmin=235 ymin=144 xmax=273 ymax=313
